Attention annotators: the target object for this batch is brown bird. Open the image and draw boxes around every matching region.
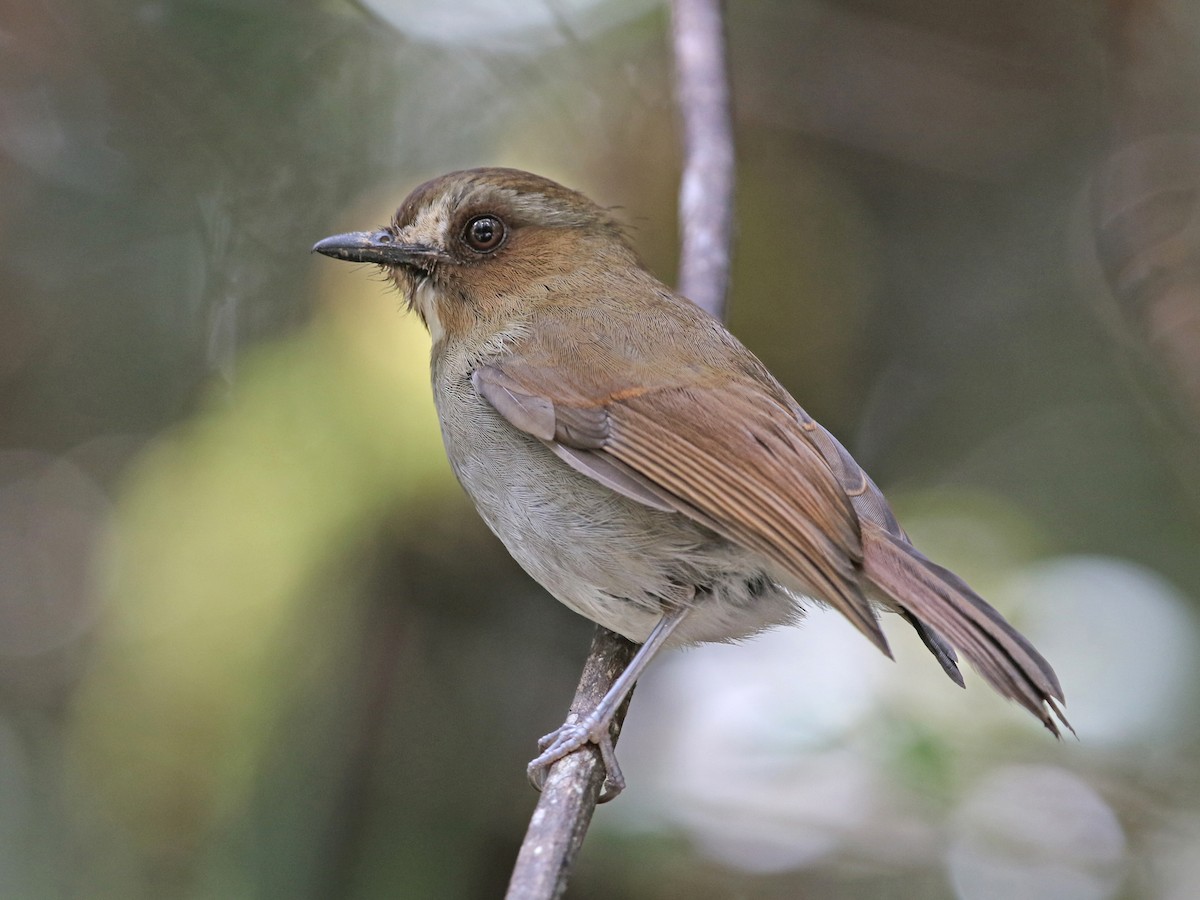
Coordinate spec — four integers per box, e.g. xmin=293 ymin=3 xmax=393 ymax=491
xmin=314 ymin=167 xmax=1069 ymax=798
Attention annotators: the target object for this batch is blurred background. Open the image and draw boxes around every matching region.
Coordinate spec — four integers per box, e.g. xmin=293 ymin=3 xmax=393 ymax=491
xmin=2 ymin=0 xmax=1199 ymax=897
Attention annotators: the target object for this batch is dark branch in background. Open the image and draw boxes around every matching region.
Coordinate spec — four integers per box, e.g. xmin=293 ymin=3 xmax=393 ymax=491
xmin=506 ymin=1 xmax=735 ymax=897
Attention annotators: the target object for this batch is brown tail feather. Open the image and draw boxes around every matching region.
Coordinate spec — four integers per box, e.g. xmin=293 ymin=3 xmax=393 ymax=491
xmin=900 ymin=609 xmax=965 ymax=688
xmin=860 ymin=520 xmax=1071 ymax=737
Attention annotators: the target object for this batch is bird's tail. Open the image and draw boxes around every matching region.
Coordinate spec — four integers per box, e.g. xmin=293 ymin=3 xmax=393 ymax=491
xmin=860 ymin=520 xmax=1071 ymax=737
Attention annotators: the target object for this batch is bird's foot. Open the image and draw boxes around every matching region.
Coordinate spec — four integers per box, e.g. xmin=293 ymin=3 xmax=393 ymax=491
xmin=527 ymin=714 xmax=626 ymax=802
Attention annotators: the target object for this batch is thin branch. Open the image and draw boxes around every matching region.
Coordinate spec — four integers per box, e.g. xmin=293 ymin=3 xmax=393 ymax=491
xmin=506 ymin=1 xmax=735 ymax=896
xmin=672 ymin=0 xmax=736 ymax=320
xmin=504 ymin=628 xmax=637 ymax=900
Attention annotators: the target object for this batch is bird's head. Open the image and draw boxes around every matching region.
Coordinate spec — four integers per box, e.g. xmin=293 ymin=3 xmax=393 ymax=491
xmin=313 ymin=168 xmax=638 ymax=347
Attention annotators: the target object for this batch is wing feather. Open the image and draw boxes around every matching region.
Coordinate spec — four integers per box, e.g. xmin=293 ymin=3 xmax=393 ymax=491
xmin=473 ymin=364 xmax=890 ymax=654
xmin=469 ymin=316 xmax=1066 ymax=731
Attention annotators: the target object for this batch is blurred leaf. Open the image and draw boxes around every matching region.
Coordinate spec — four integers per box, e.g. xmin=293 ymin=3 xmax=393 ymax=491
xmin=67 ymin=269 xmax=451 ymax=870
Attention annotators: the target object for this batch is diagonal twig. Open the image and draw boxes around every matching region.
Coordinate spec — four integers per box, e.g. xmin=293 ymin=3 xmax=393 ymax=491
xmin=504 ymin=628 xmax=637 ymax=900
xmin=505 ymin=1 xmax=735 ymax=897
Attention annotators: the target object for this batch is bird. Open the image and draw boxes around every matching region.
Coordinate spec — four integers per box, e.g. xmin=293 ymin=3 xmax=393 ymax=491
xmin=313 ymin=167 xmax=1069 ymax=799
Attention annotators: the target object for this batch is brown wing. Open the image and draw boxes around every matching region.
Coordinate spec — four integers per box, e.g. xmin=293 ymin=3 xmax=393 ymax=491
xmin=473 ymin=359 xmax=1070 ymax=735
xmin=472 ymin=364 xmax=891 ymax=655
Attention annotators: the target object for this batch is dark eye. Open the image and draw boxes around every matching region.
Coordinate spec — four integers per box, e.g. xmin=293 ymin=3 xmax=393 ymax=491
xmin=464 ymin=215 xmax=506 ymax=253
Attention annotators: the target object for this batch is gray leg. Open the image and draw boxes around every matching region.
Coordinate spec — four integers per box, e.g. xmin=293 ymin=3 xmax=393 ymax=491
xmin=527 ymin=605 xmax=691 ymax=801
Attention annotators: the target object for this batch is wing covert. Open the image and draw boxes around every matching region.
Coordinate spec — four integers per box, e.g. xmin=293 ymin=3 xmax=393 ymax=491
xmin=472 ymin=363 xmax=890 ymax=654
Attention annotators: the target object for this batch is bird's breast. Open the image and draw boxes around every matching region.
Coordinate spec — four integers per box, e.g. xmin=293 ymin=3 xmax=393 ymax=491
xmin=428 ymin=364 xmax=796 ymax=645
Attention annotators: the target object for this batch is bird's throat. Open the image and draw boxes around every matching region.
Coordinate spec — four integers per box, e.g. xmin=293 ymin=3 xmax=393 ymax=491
xmin=411 ymin=277 xmax=446 ymax=346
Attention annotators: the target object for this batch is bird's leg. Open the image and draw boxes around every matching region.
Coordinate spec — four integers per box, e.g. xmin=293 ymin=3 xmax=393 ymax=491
xmin=527 ymin=604 xmax=691 ymax=802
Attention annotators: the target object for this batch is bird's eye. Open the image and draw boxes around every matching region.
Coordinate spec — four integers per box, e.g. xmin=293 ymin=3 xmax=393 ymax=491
xmin=464 ymin=215 xmax=506 ymax=253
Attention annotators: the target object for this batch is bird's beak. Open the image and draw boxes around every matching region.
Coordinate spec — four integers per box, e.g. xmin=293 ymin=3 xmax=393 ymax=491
xmin=311 ymin=230 xmax=447 ymax=269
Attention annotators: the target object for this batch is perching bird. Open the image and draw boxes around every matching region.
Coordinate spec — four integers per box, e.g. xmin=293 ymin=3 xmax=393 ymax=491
xmin=314 ymin=167 xmax=1069 ymax=798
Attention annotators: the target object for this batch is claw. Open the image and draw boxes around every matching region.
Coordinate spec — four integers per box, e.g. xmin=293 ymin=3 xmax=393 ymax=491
xmin=527 ymin=758 xmax=548 ymax=792
xmin=522 ymin=609 xmax=692 ymax=804
xmin=526 ymin=714 xmax=626 ymax=802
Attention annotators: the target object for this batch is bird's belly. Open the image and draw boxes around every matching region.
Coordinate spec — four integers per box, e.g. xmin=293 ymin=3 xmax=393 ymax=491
xmin=433 ymin=377 xmax=797 ymax=645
